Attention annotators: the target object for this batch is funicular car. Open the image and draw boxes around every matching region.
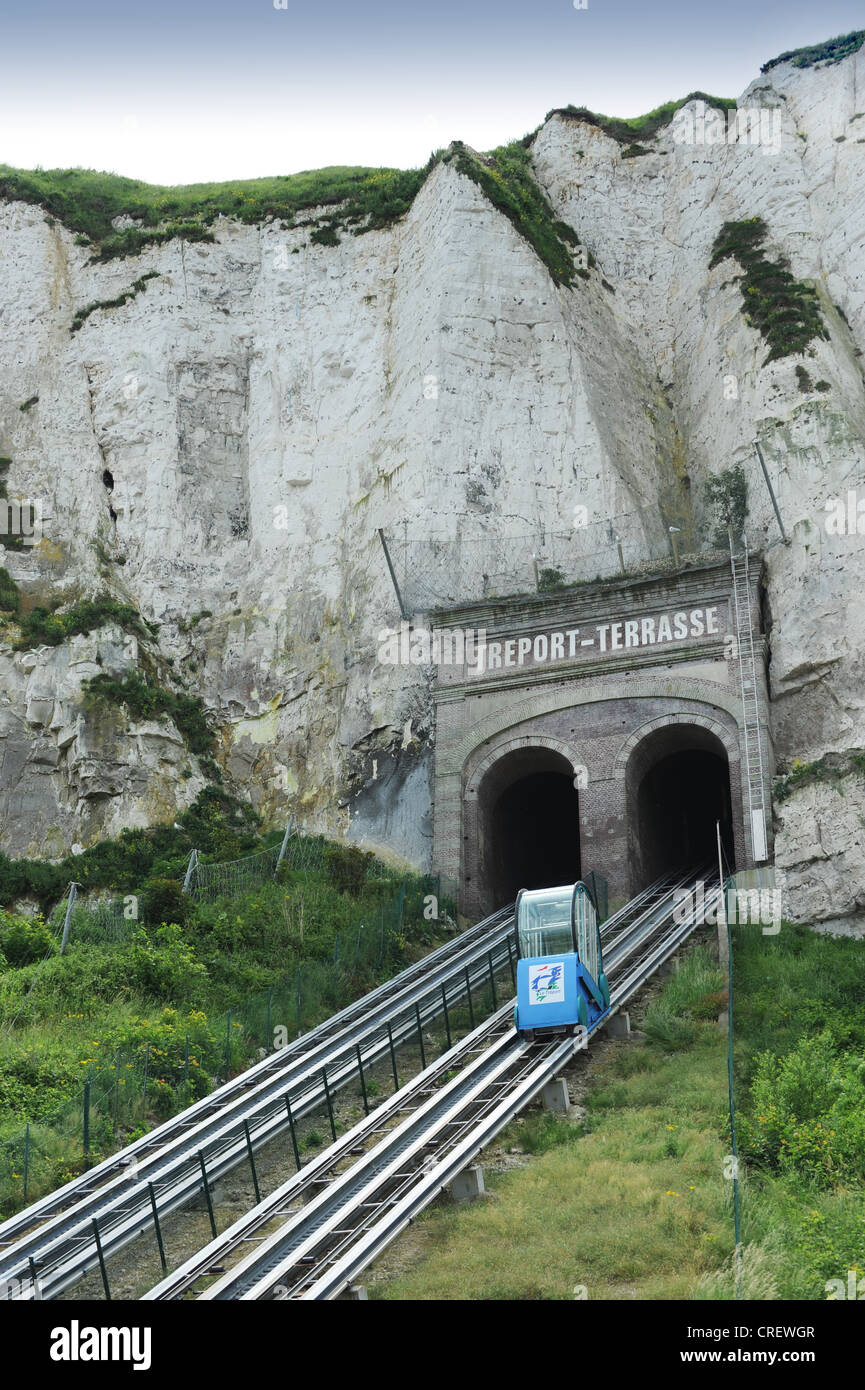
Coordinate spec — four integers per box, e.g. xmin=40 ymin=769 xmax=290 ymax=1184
xmin=513 ymin=881 xmax=610 ymax=1040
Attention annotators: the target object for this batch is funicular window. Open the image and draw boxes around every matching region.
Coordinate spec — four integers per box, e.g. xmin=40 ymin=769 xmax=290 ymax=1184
xmin=574 ymin=885 xmax=600 ymax=986
xmin=517 ymin=885 xmax=575 ymax=959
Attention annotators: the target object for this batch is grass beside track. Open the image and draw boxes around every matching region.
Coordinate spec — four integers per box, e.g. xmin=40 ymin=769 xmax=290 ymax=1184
xmin=371 ymin=927 xmax=865 ymax=1301
xmin=0 ymin=839 xmax=451 ymax=1218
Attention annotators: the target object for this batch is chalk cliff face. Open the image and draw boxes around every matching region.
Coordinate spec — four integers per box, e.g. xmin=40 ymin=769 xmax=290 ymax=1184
xmin=1 ymin=43 xmax=863 ymax=926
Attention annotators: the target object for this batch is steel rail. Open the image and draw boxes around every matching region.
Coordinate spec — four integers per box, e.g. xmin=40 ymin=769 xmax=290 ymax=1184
xmin=0 ymin=906 xmax=518 ymax=1299
xmin=194 ymin=875 xmax=718 ymax=1301
xmin=142 ymin=872 xmax=690 ymax=1301
xmin=296 ymin=881 xmax=725 ymax=1302
xmin=144 ymin=1009 xmax=516 ymax=1299
xmin=0 ymin=904 xmax=512 ymax=1242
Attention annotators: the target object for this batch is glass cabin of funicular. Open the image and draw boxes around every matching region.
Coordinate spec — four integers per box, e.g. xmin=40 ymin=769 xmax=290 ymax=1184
xmin=516 ymin=882 xmax=602 ymax=986
xmin=516 ymin=885 xmax=577 ymax=960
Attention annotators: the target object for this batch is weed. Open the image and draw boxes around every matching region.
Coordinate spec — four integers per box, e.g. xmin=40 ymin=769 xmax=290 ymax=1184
xmin=711 ymin=218 xmax=827 ymax=363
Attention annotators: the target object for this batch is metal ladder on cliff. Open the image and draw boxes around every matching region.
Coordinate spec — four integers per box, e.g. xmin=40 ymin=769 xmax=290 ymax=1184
xmin=729 ymin=534 xmax=768 ymax=862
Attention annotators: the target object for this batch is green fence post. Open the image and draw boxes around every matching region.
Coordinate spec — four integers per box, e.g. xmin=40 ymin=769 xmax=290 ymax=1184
xmin=464 ymin=967 xmax=475 ymax=1029
xmin=243 ymin=1119 xmax=262 ymax=1204
xmin=265 ymin=987 xmax=272 ymax=1053
xmin=142 ymin=1043 xmax=150 ymax=1113
xmin=284 ymin=1095 xmax=301 ymax=1170
xmin=296 ymin=968 xmax=302 ymax=1036
xmin=387 ymin=1022 xmax=399 ymax=1092
xmin=184 ymin=1034 xmax=190 ymax=1086
xmin=323 ymin=1069 xmax=337 ymax=1143
xmin=440 ymin=983 xmax=452 ymax=1050
xmin=197 ymin=1151 xmax=217 ymax=1239
xmin=333 ymin=934 xmax=340 ymax=1003
xmin=225 ymin=1010 xmax=231 ymax=1080
xmin=83 ymin=1079 xmax=91 ymax=1159
xmin=92 ymin=1217 xmax=111 ymax=1300
xmin=355 ymin=1044 xmax=369 ymax=1115
xmin=415 ymin=1003 xmax=427 ymax=1069
xmin=148 ymin=1182 xmax=167 ymax=1273
xmin=113 ymin=1049 xmax=120 ymax=1131
xmin=23 ymin=1123 xmax=29 ymax=1204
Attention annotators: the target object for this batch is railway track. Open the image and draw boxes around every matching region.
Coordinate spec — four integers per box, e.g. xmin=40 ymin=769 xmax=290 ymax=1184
xmin=0 ymin=904 xmax=519 ymax=1300
xmin=144 ymin=867 xmax=719 ymax=1301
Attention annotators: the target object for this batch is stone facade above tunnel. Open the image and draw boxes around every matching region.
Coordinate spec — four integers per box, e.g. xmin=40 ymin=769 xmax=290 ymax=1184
xmin=429 ymin=558 xmax=771 ymax=918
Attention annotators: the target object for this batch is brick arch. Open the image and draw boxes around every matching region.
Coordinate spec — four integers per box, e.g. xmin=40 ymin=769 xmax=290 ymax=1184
xmin=462 ymin=731 xmax=585 ymax=917
xmin=612 ymin=712 xmax=739 ymax=782
xmin=464 ymin=732 xmax=585 ymax=801
xmin=439 ymin=676 xmax=741 ymax=776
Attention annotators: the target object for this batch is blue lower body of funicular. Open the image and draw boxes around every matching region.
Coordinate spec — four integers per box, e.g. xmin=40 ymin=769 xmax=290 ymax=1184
xmin=515 ymin=954 xmax=609 ymax=1035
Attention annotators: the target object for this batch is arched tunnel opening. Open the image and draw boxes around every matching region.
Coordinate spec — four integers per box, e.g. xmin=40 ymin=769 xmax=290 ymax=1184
xmin=475 ymin=748 xmax=580 ymax=912
xmin=627 ymin=726 xmax=735 ymax=891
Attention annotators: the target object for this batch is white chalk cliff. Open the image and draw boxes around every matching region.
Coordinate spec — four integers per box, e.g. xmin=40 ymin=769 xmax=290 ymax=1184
xmin=1 ymin=38 xmax=864 ymax=928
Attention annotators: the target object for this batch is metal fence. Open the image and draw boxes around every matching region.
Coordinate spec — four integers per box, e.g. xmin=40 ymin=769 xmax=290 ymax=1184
xmin=383 ymin=505 xmax=724 ymax=615
xmin=0 ymin=844 xmax=442 ymax=1220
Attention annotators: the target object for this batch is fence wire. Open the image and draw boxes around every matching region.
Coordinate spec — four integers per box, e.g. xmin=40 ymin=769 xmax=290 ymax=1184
xmin=0 ymin=824 xmax=443 ymax=1221
xmin=384 ymin=505 xmax=726 ymax=614
xmin=186 ymin=841 xmax=284 ymax=903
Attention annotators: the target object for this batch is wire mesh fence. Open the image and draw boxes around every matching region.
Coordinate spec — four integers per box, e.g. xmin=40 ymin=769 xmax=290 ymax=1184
xmin=0 ymin=852 xmax=445 ymax=1220
xmin=182 ymin=825 xmax=402 ymax=907
xmin=62 ymin=897 xmax=137 ymax=945
xmin=185 ymin=839 xmax=285 ymax=904
xmin=384 ymin=505 xmax=726 ymax=614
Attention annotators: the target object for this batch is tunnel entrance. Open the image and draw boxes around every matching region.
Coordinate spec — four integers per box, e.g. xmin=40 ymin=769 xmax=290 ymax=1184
xmin=627 ymin=726 xmax=735 ymax=891
xmin=475 ymin=748 xmax=580 ymax=913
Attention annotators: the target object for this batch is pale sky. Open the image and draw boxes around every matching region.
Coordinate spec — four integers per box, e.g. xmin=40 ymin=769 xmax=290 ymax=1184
xmin=1 ymin=1 xmax=863 ymax=184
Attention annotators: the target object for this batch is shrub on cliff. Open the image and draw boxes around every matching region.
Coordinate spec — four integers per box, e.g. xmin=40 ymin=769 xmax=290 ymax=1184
xmin=323 ymin=844 xmax=375 ymax=897
xmin=0 ymin=911 xmax=55 ymax=968
xmin=140 ymin=878 xmax=190 ymax=928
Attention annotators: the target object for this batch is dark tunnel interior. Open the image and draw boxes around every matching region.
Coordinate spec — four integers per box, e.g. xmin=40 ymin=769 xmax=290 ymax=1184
xmin=631 ymin=740 xmax=735 ymax=889
xmin=477 ymin=749 xmax=580 ymax=911
xmin=473 ymin=727 xmax=736 ymax=914
xmin=491 ymin=771 xmax=581 ymax=905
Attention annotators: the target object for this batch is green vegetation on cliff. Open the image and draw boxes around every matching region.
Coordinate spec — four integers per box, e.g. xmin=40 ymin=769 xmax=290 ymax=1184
xmin=0 ymin=786 xmax=259 ymax=913
xmin=2 ymin=593 xmax=219 ymax=770
xmin=0 ymin=161 xmax=435 ymax=261
xmin=546 ymin=92 xmax=736 ymax=144
xmin=70 ymin=271 xmax=160 ymax=333
xmin=447 ymin=141 xmax=585 ymax=288
xmin=11 ymin=594 xmax=153 ymax=649
xmin=83 ymin=670 xmax=215 ymax=758
xmin=774 ymin=748 xmax=865 ymax=802
xmin=762 ymin=30 xmax=865 ymax=73
xmin=710 ymin=217 xmax=828 ymax=363
xmin=0 ymin=567 xmax=19 ymax=613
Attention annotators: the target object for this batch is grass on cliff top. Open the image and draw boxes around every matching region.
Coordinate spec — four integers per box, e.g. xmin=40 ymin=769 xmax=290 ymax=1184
xmin=0 ymin=161 xmax=435 ymax=261
xmin=371 ymin=928 xmax=865 ymax=1301
xmin=545 ymin=92 xmax=737 ymax=145
xmin=762 ymin=29 xmax=865 ymax=73
xmin=0 ymin=90 xmax=736 ymax=266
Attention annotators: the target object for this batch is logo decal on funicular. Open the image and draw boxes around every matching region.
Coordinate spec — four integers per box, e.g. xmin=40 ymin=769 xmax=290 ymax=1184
xmin=528 ymin=961 xmax=565 ymax=1005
